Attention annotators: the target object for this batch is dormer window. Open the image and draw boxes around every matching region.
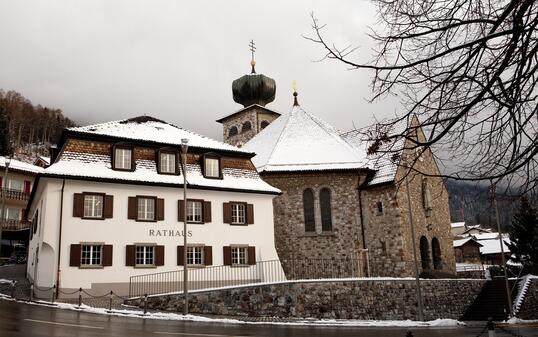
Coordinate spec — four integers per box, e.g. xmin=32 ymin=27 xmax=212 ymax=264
xmin=158 ymin=150 xmax=178 ymax=175
xmin=203 ymin=154 xmax=221 ymax=179
xmin=113 ymin=145 xmax=133 ymax=171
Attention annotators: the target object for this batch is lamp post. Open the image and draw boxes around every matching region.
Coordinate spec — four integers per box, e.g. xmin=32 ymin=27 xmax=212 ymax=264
xmin=180 ymin=139 xmax=189 ymax=315
xmin=0 ymin=156 xmax=12 ymax=258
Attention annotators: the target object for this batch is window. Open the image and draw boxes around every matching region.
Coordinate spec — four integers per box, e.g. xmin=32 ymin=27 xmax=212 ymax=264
xmin=114 ymin=147 xmax=132 ymax=170
xmin=228 ymin=126 xmax=238 ymax=137
xmin=81 ymin=244 xmax=102 ymax=267
xmin=319 ymin=188 xmax=333 ymax=231
xmin=231 ymin=246 xmax=248 ymax=265
xmin=231 ymin=203 xmax=246 ymax=224
xmin=260 ymin=120 xmax=269 ymax=129
xmin=138 ymin=197 xmax=155 ymax=221
xmin=187 ymin=246 xmax=204 ymax=265
xmin=83 ymin=194 xmax=104 ymax=218
xmin=4 ymin=207 xmax=20 ymax=220
xmin=135 ymin=245 xmax=155 ymax=266
xmin=376 ymin=201 xmax=384 ymax=216
xmin=186 ymin=200 xmax=203 ymax=223
xmin=6 ymin=178 xmax=23 ymax=191
xmin=204 ymin=157 xmax=220 ymax=178
xmin=241 ymin=121 xmax=252 ymax=132
xmin=303 ymin=189 xmax=315 ymax=232
xmin=159 ymin=152 xmax=177 ymax=174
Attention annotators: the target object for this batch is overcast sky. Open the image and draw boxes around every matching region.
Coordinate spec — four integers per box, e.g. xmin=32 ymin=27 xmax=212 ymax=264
xmin=0 ymin=0 xmax=400 ymax=141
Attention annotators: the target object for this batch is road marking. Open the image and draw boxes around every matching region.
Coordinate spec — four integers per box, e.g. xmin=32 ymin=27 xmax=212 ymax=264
xmin=24 ymin=318 xmax=104 ymax=330
xmin=154 ymin=332 xmax=244 ymax=337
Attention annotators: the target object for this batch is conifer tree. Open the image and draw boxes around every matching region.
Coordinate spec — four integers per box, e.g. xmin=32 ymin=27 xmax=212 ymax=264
xmin=508 ymin=197 xmax=538 ymax=274
xmin=0 ymin=106 xmax=12 ymax=156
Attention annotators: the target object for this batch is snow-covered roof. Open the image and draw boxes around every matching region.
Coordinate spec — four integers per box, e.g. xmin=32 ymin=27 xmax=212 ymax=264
xmin=453 ymin=237 xmax=482 ymax=248
xmin=0 ymin=156 xmax=43 ymax=175
xmin=479 ymin=239 xmax=511 ymax=255
xmin=37 ymin=156 xmax=50 ymax=164
xmin=472 ymin=233 xmax=501 ymax=241
xmin=451 ymin=222 xmax=465 ymax=228
xmin=341 ymin=120 xmax=407 ymax=186
xmin=68 ymin=116 xmax=251 ymax=155
xmin=242 ymin=104 xmax=369 ymax=173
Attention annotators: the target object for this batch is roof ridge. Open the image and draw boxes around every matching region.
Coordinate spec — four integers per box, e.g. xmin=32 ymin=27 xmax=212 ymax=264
xmin=263 ymin=109 xmax=293 ymax=167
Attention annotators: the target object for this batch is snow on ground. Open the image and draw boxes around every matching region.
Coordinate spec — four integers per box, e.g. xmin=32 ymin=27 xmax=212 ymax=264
xmin=0 ymin=294 xmax=464 ymax=327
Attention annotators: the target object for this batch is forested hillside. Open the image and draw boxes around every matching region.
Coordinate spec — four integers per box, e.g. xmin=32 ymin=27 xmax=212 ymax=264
xmin=0 ymin=89 xmax=77 ymax=158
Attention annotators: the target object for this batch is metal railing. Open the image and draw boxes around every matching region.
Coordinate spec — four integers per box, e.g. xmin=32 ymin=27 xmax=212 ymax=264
xmin=0 ymin=188 xmax=30 ymax=201
xmin=1 ymin=219 xmax=31 ymax=231
xmin=129 ymin=258 xmax=363 ymax=298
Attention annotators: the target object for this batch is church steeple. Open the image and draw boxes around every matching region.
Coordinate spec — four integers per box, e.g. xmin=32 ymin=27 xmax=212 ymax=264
xmin=232 ymin=41 xmax=276 ymax=108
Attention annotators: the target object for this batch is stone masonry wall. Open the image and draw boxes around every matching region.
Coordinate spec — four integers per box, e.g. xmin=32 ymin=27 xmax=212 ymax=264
xmin=390 ymin=120 xmax=456 ymax=275
xmin=518 ymin=279 xmax=538 ymax=320
xmin=129 ymin=279 xmax=485 ymax=320
xmin=262 ymin=172 xmax=367 ymax=276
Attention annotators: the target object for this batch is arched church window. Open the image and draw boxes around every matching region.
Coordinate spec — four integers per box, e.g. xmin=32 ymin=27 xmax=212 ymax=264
xmin=228 ymin=126 xmax=238 ymax=137
xmin=421 ymin=178 xmax=431 ymax=209
xmin=419 ymin=236 xmax=431 ymax=270
xmin=320 ymin=188 xmax=333 ymax=232
xmin=241 ymin=121 xmax=252 ymax=133
xmin=260 ymin=120 xmax=269 ymax=129
xmin=303 ymin=189 xmax=315 ymax=232
xmin=432 ymin=237 xmax=442 ymax=270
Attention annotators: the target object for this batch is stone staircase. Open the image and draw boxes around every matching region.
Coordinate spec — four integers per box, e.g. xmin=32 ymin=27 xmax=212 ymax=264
xmin=461 ymin=278 xmax=517 ymax=321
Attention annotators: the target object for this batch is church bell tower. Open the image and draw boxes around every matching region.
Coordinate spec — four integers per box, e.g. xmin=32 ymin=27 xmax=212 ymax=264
xmin=216 ymin=41 xmax=280 ymax=147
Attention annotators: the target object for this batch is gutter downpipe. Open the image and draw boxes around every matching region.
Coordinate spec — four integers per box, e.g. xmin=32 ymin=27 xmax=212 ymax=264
xmin=55 ymin=179 xmax=66 ymax=299
xmin=357 ymin=186 xmax=369 ymax=277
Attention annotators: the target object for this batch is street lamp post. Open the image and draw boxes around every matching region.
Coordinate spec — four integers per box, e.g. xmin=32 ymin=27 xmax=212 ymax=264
xmin=180 ymin=139 xmax=189 ymax=315
xmin=0 ymin=156 xmax=12 ymax=258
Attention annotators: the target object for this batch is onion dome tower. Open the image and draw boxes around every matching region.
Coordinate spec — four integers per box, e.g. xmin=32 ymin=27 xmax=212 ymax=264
xmin=217 ymin=41 xmax=281 ymax=147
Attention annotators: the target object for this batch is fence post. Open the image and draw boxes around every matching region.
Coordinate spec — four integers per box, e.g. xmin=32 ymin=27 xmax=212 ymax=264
xmin=109 ymin=291 xmax=113 ymax=311
xmin=51 ymin=285 xmax=56 ymax=304
xmin=487 ymin=317 xmax=495 ymax=337
xmin=30 ymin=284 xmax=34 ymax=302
xmin=144 ymin=293 xmax=148 ymax=314
xmin=10 ymin=280 xmax=16 ymax=299
xmin=78 ymin=287 xmax=82 ymax=307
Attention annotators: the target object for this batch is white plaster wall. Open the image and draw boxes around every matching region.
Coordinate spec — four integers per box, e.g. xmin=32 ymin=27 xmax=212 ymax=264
xmin=29 ymin=178 xmax=280 ymax=290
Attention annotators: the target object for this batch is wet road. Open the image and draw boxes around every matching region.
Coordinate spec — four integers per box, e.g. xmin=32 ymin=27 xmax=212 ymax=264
xmin=1 ymin=299 xmax=537 ymax=337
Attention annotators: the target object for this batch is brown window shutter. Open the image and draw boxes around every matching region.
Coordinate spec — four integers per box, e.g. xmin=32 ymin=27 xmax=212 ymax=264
xmin=178 ymin=200 xmax=185 ymax=222
xmin=248 ymin=246 xmax=256 ymax=265
xmin=69 ymin=244 xmax=81 ymax=267
xmin=155 ymin=245 xmax=165 ymax=266
xmin=156 ymin=198 xmax=165 ymax=221
xmin=223 ymin=246 xmax=231 ymax=266
xmin=128 ymin=197 xmax=137 ymax=219
xmin=203 ymin=201 xmax=212 ymax=223
xmin=73 ymin=193 xmax=84 ymax=217
xmin=223 ymin=203 xmax=232 ymax=224
xmin=126 ymin=245 xmax=135 ymax=266
xmin=103 ymin=245 xmax=113 ymax=266
xmin=246 ymin=204 xmax=254 ymax=224
xmin=104 ymin=195 xmax=114 ymax=218
xmin=204 ymin=246 xmax=213 ymax=266
xmin=177 ymin=246 xmax=185 ymax=266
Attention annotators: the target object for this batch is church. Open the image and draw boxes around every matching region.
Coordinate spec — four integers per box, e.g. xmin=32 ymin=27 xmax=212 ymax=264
xmin=218 ymin=56 xmax=456 ymax=277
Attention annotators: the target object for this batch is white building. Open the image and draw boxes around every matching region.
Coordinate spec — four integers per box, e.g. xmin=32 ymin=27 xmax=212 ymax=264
xmin=26 ymin=116 xmax=281 ymax=296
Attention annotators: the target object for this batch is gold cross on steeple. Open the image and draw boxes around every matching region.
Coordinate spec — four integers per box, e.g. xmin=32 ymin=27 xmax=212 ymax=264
xmin=249 ymin=40 xmax=256 ymax=73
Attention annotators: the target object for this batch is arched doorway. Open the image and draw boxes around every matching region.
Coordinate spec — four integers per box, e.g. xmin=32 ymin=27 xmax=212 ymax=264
xmin=419 ymin=236 xmax=430 ymax=270
xmin=432 ymin=237 xmax=442 ymax=270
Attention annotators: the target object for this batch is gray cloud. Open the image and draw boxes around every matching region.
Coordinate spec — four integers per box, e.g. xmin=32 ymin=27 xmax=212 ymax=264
xmin=0 ymin=0 xmax=400 ymax=140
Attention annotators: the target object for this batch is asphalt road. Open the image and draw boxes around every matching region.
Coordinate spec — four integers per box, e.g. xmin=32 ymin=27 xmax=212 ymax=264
xmin=1 ymin=299 xmax=537 ymax=337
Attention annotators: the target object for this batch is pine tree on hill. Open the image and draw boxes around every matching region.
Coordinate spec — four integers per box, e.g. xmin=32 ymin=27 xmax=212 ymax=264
xmin=0 ymin=106 xmax=12 ymax=156
xmin=508 ymin=197 xmax=538 ymax=274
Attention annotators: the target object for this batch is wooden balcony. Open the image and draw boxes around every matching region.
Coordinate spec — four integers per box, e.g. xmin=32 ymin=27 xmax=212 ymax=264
xmin=0 ymin=188 xmax=30 ymax=202
xmin=1 ymin=219 xmax=31 ymax=231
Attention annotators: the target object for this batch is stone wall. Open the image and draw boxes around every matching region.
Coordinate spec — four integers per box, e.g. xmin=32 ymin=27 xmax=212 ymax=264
xmin=262 ymin=172 xmax=368 ymax=276
xmin=128 ymin=279 xmax=485 ymax=320
xmin=518 ymin=279 xmax=538 ymax=320
xmin=222 ymin=106 xmax=279 ymax=147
